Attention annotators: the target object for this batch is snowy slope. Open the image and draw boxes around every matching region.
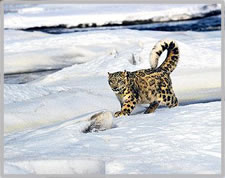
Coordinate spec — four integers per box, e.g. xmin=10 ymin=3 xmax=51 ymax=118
xmin=4 ymin=29 xmax=221 ymax=133
xmin=4 ymin=29 xmax=221 ymax=74
xmin=4 ymin=4 xmax=221 ymax=29
xmin=5 ymin=101 xmax=221 ymax=174
xmin=3 ymin=7 xmax=222 ymax=173
xmin=4 ymin=29 xmax=221 ymax=174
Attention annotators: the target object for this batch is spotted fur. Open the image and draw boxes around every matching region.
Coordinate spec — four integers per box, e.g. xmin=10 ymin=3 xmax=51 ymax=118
xmin=108 ymin=39 xmax=179 ymax=117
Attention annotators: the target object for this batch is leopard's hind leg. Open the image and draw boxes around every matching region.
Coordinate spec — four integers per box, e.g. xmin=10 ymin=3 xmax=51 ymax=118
xmin=144 ymin=101 xmax=159 ymax=114
xmin=157 ymin=87 xmax=178 ymax=108
xmin=165 ymin=94 xmax=178 ymax=108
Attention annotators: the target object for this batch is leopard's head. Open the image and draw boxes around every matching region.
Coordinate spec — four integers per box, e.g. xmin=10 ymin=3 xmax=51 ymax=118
xmin=108 ymin=70 xmax=128 ymax=94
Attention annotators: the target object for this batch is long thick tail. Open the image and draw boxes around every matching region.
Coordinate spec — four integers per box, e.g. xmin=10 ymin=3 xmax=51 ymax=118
xmin=150 ymin=39 xmax=179 ymax=74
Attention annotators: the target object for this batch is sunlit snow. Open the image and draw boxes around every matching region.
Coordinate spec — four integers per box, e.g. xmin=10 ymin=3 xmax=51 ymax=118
xmin=4 ymin=4 xmax=221 ymax=175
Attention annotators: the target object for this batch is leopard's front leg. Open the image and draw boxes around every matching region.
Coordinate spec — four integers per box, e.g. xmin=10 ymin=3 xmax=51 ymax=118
xmin=114 ymin=98 xmax=137 ymax=117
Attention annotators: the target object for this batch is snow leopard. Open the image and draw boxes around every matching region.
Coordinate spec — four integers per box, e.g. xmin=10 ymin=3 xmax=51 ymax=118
xmin=108 ymin=39 xmax=179 ymax=117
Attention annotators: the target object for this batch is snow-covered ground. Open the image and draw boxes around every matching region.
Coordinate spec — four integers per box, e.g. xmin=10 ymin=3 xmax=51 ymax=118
xmin=4 ymin=4 xmax=220 ymax=29
xmin=4 ymin=101 xmax=221 ymax=174
xmin=4 ymin=4 xmax=221 ymax=175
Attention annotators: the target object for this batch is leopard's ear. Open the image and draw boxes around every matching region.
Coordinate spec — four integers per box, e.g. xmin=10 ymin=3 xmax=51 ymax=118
xmin=108 ymin=72 xmax=111 ymax=75
xmin=123 ymin=70 xmax=128 ymax=77
xmin=123 ymin=70 xmax=129 ymax=84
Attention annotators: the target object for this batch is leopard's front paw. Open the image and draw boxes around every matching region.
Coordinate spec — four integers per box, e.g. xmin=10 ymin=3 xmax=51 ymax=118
xmin=114 ymin=111 xmax=127 ymax=117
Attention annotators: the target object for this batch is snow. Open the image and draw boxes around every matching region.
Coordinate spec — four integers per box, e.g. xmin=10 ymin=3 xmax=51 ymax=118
xmin=3 ymin=4 xmax=221 ymax=175
xmin=4 ymin=101 xmax=221 ymax=174
xmin=6 ymin=160 xmax=105 ymax=174
xmin=4 ymin=4 xmax=221 ymax=29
